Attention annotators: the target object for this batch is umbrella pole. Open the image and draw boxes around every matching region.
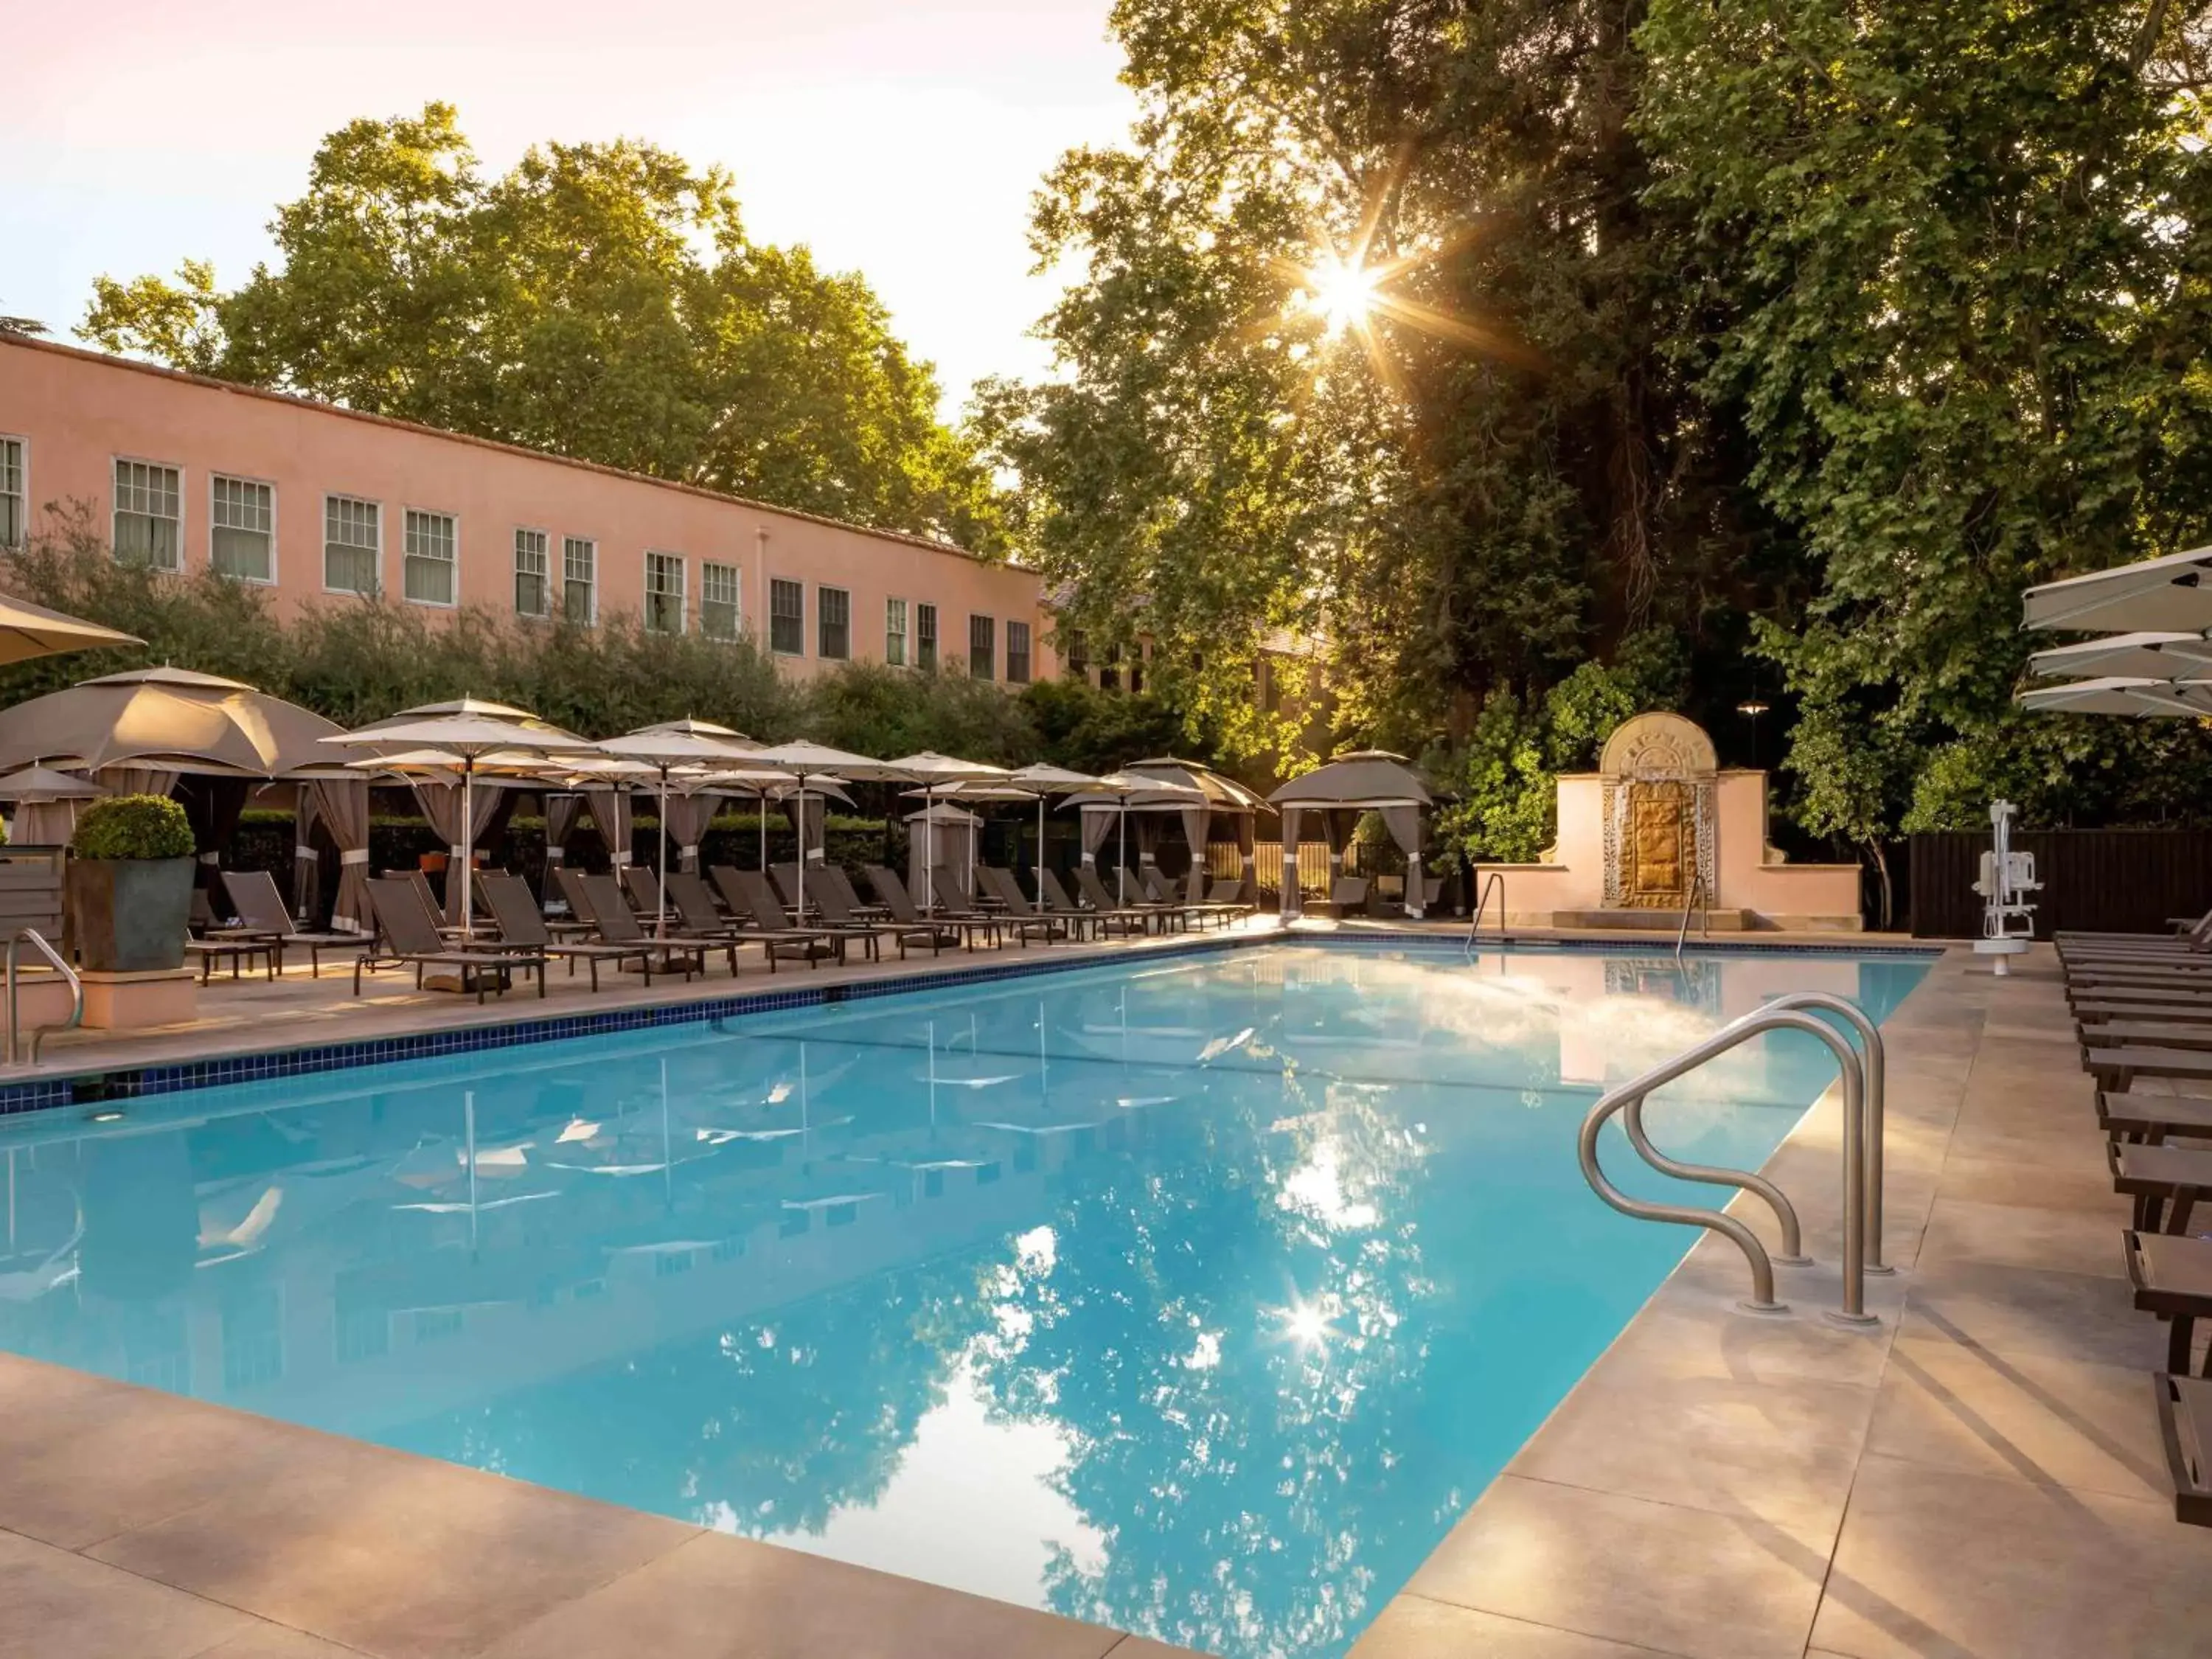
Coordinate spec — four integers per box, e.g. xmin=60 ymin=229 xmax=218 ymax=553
xmin=925 ymin=787 xmax=936 ymax=912
xmin=758 ymin=790 xmax=767 ymax=872
xmin=1118 ymin=797 xmax=1127 ymax=906
xmin=460 ymin=759 xmax=476 ymax=942
xmin=655 ymin=768 xmax=669 ymax=941
xmin=796 ymin=782 xmax=808 ymax=919
xmin=1034 ymin=793 xmax=1045 ymax=902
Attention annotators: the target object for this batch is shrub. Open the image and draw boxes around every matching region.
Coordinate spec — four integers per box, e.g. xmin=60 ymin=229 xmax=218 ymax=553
xmin=70 ymin=795 xmax=195 ymax=860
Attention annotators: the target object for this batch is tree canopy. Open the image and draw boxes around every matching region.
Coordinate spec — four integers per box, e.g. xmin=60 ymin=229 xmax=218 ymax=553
xmin=985 ymin=0 xmax=2212 ymax=880
xmin=80 ymin=103 xmax=1004 ymax=552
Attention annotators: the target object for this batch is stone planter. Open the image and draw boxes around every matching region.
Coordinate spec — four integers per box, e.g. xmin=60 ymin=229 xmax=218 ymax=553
xmin=68 ymin=857 xmax=194 ymax=973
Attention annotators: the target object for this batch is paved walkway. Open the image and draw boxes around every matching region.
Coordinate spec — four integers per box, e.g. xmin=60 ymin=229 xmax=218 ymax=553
xmin=1355 ymin=944 xmax=2212 ymax=1658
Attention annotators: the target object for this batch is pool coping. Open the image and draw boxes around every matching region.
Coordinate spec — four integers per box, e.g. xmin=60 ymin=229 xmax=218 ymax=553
xmin=0 ymin=921 xmax=1940 ymax=1119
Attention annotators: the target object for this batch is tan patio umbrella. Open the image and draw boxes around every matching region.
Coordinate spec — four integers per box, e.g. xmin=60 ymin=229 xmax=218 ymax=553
xmin=888 ymin=752 xmax=1012 ymax=911
xmin=0 ymin=594 xmax=142 ymax=664
xmin=692 ymin=767 xmax=852 ymax=876
xmin=745 ymin=741 xmax=918 ymax=918
xmin=0 ymin=667 xmax=344 ymax=779
xmin=1001 ymin=762 xmax=1100 ymax=902
xmin=321 ymin=711 xmax=594 ymax=939
xmin=595 ymin=724 xmax=762 ymax=936
xmin=0 ymin=765 xmax=106 ymax=846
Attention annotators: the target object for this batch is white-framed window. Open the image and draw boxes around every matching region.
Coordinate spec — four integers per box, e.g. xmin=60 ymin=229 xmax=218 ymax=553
xmin=113 ymin=458 xmax=181 ymax=570
xmin=324 ymin=494 xmax=380 ymax=594
xmin=514 ymin=528 xmax=549 ymax=616
xmin=885 ymin=597 xmax=908 ymax=667
xmin=645 ymin=550 xmax=685 ymax=633
xmin=916 ymin=602 xmax=939 ymax=672
xmin=0 ymin=437 xmax=24 ymax=550
xmin=701 ymin=560 xmax=741 ymax=641
xmin=769 ymin=577 xmax=804 ymax=655
xmin=818 ymin=585 xmax=850 ymax=660
xmin=403 ymin=509 xmax=457 ymax=606
xmin=1006 ymin=619 xmax=1032 ymax=685
xmin=209 ymin=475 xmax=274 ymax=582
xmin=968 ymin=614 xmax=995 ymax=681
xmin=563 ymin=536 xmax=596 ymax=624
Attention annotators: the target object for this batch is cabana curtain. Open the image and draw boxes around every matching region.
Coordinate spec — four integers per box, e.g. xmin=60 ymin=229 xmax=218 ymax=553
xmin=98 ymin=765 xmax=179 ymax=800
xmin=310 ymin=777 xmax=372 ymax=933
xmin=411 ymin=777 xmax=506 ymax=925
xmin=782 ymin=794 xmax=827 ymax=864
xmin=1079 ymin=805 xmax=1116 ymax=866
xmin=1379 ymin=804 xmax=1425 ymax=919
xmin=177 ymin=776 xmax=250 ymax=895
xmin=661 ymin=791 xmax=721 ymax=872
xmin=583 ymin=787 xmax=634 ymax=869
xmin=543 ymin=793 xmax=583 ymax=867
xmin=293 ymin=787 xmax=321 ymax=920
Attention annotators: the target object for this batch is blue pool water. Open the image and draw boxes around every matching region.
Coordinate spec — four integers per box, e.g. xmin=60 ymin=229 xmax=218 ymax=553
xmin=0 ymin=942 xmax=1926 ymax=1656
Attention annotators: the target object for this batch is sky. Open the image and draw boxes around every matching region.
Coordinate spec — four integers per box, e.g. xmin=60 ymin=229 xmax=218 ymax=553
xmin=1 ymin=0 xmax=1138 ymax=413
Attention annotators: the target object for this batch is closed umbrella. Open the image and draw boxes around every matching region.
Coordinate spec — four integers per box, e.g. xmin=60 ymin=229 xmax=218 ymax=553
xmin=888 ymin=753 xmax=1012 ymax=911
xmin=594 ymin=723 xmax=760 ymax=936
xmin=320 ymin=710 xmax=592 ymax=939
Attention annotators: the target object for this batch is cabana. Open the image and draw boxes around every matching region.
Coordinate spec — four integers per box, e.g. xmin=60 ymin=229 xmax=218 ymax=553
xmin=1079 ymin=758 xmax=1271 ymax=899
xmin=1267 ymin=751 xmax=1435 ymax=919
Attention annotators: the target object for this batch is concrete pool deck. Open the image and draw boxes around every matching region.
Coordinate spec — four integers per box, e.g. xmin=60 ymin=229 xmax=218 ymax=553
xmin=4 ymin=935 xmax=2202 ymax=1656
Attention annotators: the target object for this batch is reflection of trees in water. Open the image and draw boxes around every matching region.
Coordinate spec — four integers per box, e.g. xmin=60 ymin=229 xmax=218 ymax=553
xmin=966 ymin=1074 xmax=1465 ymax=1658
xmin=398 ymin=1253 xmax=995 ymax=1536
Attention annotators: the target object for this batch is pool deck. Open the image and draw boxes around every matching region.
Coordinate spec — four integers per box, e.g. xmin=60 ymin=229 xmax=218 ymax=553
xmin=4 ymin=932 xmax=2204 ymax=1656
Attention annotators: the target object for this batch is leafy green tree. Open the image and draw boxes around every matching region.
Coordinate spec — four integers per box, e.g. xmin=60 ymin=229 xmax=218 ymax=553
xmin=81 ymin=103 xmax=1003 ymax=550
xmin=1641 ymin=0 xmax=2212 ymax=874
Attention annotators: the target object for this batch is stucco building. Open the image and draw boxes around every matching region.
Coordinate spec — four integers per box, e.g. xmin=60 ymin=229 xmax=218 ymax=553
xmin=0 ymin=333 xmax=1054 ymax=684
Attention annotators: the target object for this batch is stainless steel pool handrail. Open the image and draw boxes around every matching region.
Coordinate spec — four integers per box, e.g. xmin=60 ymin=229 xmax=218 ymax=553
xmin=1578 ymin=1004 xmax=1877 ymax=1322
xmin=1674 ymin=873 xmax=1711 ymax=960
xmin=5 ymin=928 xmax=82 ymax=1066
xmin=1467 ymin=872 xmax=1507 ymax=952
xmin=1763 ymin=990 xmax=1891 ymax=1275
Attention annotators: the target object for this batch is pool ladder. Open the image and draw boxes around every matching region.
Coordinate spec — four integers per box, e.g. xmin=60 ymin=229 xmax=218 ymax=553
xmin=1577 ymin=991 xmax=1890 ymax=1324
xmin=1465 ymin=872 xmax=1509 ymax=953
xmin=4 ymin=928 xmax=82 ymax=1066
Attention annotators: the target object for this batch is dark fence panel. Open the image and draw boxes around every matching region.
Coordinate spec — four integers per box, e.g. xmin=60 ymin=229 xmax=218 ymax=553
xmin=1909 ymin=830 xmax=2212 ymax=939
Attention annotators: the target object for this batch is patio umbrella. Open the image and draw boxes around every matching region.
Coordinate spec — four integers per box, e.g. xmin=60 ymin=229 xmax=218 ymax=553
xmin=691 ymin=767 xmax=852 ymax=875
xmin=0 ymin=666 xmax=343 ymax=779
xmin=595 ymin=724 xmax=760 ymax=936
xmin=0 ymin=765 xmax=105 ymax=846
xmin=320 ymin=710 xmax=592 ymax=939
xmin=1001 ymin=762 xmax=1101 ymax=903
xmin=745 ymin=741 xmax=917 ymax=919
xmin=2027 ymin=632 xmax=2212 ymax=681
xmin=888 ymin=753 xmax=1011 ymax=911
xmin=2015 ymin=676 xmax=2212 ymax=717
xmin=1061 ymin=771 xmax=1205 ymax=905
xmin=0 ymin=594 xmax=141 ymax=664
xmin=2023 ymin=546 xmax=2212 ymax=634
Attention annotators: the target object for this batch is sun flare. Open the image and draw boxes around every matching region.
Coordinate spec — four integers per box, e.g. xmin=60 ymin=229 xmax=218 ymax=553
xmin=1302 ymin=257 xmax=1382 ymax=337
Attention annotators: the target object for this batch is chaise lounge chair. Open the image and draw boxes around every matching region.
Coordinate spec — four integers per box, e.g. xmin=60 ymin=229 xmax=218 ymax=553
xmin=479 ymin=872 xmax=676 ymax=990
xmin=357 ymin=877 xmax=545 ymax=1003
xmin=219 ymin=868 xmax=374 ymax=978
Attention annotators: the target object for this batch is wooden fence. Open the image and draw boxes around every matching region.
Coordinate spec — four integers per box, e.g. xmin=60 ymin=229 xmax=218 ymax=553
xmin=1908 ymin=830 xmax=2212 ymax=939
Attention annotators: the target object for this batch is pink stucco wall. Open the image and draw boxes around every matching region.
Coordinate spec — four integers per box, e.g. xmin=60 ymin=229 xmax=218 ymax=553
xmin=0 ymin=336 xmax=1054 ymax=684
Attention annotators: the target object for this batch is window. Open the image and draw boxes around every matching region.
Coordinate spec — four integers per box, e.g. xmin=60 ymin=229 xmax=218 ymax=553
xmin=515 ymin=528 xmax=549 ymax=616
xmin=969 ymin=615 xmax=995 ymax=680
xmin=403 ymin=509 xmax=457 ymax=605
xmin=1006 ymin=620 xmax=1032 ymax=684
xmin=645 ymin=551 xmax=686 ymax=633
xmin=1130 ymin=642 xmax=1146 ymax=695
xmin=770 ymin=577 xmax=804 ymax=655
xmin=563 ymin=536 xmax=597 ymax=623
xmin=324 ymin=495 xmax=380 ymax=594
xmin=916 ymin=602 xmax=939 ymax=671
xmin=818 ymin=585 xmax=850 ymax=660
xmin=702 ymin=560 xmax=741 ymax=641
xmin=114 ymin=459 xmax=181 ymax=570
xmin=0 ymin=437 xmax=24 ymax=549
xmin=885 ymin=597 xmax=909 ymax=666
xmin=209 ymin=475 xmax=273 ymax=582
xmin=1064 ymin=629 xmax=1089 ymax=681
xmin=1100 ymin=644 xmax=1121 ymax=693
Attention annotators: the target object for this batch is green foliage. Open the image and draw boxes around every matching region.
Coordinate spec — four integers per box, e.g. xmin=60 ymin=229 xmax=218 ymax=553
xmin=71 ymin=794 xmax=194 ymax=861
xmin=1017 ymin=677 xmax=1216 ymax=776
xmin=80 ymin=102 xmax=1004 ymax=551
xmin=804 ymin=661 xmax=1040 ymax=766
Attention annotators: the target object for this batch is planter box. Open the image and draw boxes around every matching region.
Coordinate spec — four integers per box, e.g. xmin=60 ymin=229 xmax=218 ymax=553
xmin=68 ymin=857 xmax=194 ymax=973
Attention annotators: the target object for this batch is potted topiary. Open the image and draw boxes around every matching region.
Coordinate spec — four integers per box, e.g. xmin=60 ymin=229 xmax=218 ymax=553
xmin=68 ymin=794 xmax=196 ymax=973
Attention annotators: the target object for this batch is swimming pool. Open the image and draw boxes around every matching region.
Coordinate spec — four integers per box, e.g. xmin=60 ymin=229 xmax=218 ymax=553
xmin=0 ymin=940 xmax=1928 ymax=1657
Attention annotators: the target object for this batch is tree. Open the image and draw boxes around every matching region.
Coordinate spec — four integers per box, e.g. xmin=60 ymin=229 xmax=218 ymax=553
xmin=981 ymin=1 xmax=1773 ymax=764
xmin=80 ymin=104 xmax=1003 ymax=551
xmin=1641 ymin=0 xmax=2212 ymax=873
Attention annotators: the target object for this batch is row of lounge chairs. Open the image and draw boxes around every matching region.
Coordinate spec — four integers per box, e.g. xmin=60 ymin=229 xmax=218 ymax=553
xmin=194 ymin=858 xmax=1257 ymax=1002
xmin=2053 ymin=915 xmax=2212 ymax=1526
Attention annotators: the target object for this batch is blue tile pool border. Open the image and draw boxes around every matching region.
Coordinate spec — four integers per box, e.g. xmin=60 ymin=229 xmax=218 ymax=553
xmin=0 ymin=927 xmax=1942 ymax=1118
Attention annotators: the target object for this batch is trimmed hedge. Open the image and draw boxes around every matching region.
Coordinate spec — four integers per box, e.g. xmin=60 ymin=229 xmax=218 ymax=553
xmin=71 ymin=794 xmax=195 ymax=860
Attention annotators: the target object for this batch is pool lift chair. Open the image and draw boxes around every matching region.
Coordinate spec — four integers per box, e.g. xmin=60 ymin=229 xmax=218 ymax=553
xmin=1972 ymin=799 xmax=2039 ymax=975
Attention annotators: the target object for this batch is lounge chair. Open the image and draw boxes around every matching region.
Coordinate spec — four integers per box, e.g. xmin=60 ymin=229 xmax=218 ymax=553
xmin=357 ymin=877 xmax=544 ymax=1002
xmin=714 ymin=869 xmax=846 ymax=967
xmin=218 ymin=868 xmax=374 ymax=978
xmin=574 ymin=874 xmax=720 ymax=979
xmin=479 ymin=872 xmax=675 ymax=990
xmin=2110 ymin=1141 xmax=2212 ymax=1234
xmin=1077 ymin=865 xmax=1173 ymax=933
xmin=768 ymin=866 xmax=919 ymax=960
xmin=2156 ymin=1373 xmax=2212 ymax=1525
xmin=1329 ymin=875 xmax=1371 ymax=917
xmin=975 ymin=867 xmax=1068 ymax=945
xmin=863 ymin=865 xmax=1001 ymax=950
xmin=1040 ymin=868 xmax=1138 ymax=937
